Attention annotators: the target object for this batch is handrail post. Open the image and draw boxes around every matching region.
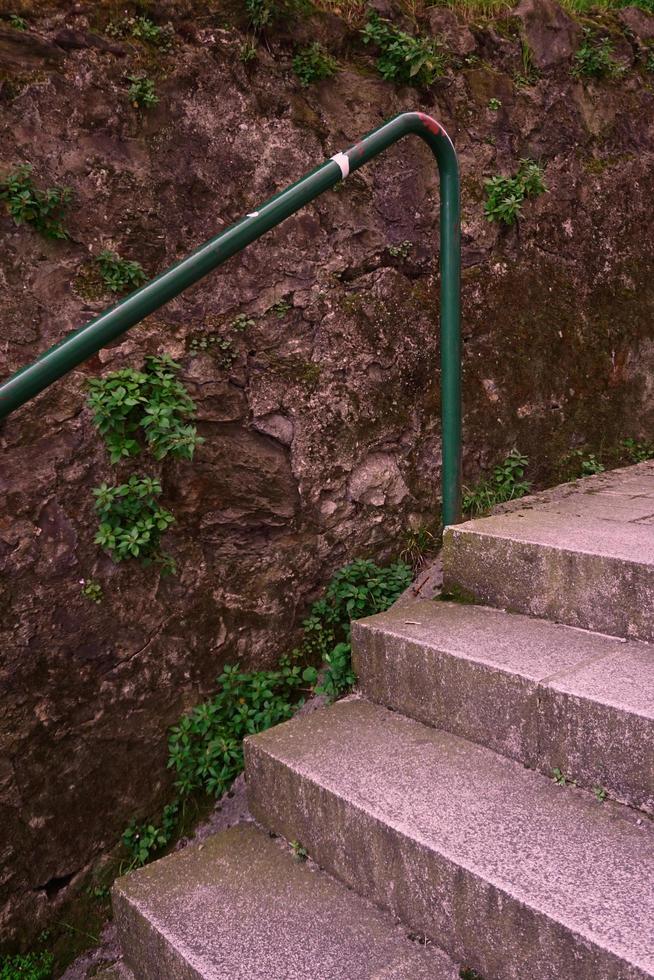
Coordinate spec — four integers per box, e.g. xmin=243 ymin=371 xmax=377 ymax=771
xmin=0 ymin=111 xmax=462 ymax=526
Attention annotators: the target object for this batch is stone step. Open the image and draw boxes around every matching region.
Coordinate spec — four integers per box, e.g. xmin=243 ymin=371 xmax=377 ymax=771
xmin=352 ymin=599 xmax=654 ymax=812
xmin=246 ymin=698 xmax=654 ymax=980
xmin=442 ymin=462 xmax=654 ymax=642
xmin=112 ymin=823 xmax=459 ymax=980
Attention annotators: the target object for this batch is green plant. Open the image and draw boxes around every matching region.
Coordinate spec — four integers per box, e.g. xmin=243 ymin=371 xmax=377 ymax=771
xmin=108 ymin=15 xmax=174 ymax=51
xmin=488 ymin=97 xmax=502 ymax=110
xmin=292 ymin=43 xmax=338 ymax=86
xmin=0 ymin=164 xmax=70 ymax=239
xmin=400 ymin=525 xmax=438 ymax=571
xmin=388 ymin=240 xmax=413 ymax=258
xmin=290 ymin=840 xmax=308 ymax=861
xmin=271 ymin=299 xmax=292 ymax=318
xmin=462 ymin=450 xmax=531 ymax=517
xmin=81 ymin=579 xmax=103 ymax=604
xmin=301 ymin=559 xmax=413 ymax=700
xmin=0 ymin=952 xmax=53 ymax=979
xmin=8 ymin=14 xmax=27 ymax=30
xmin=122 ymin=801 xmax=180 ymax=868
xmin=127 ymin=74 xmax=158 ymax=109
xmin=93 ymin=475 xmax=176 ymax=572
xmin=572 ymin=450 xmax=605 ymax=476
xmin=96 ymin=249 xmax=146 ymax=294
xmin=460 ymin=970 xmax=484 ymax=980
xmin=87 ymin=354 xmax=202 ymax=463
xmin=232 ymin=313 xmax=255 ymax=332
xmin=514 ymin=39 xmax=539 ymax=88
xmin=552 ymin=767 xmax=576 ymax=787
xmin=246 ymin=0 xmax=277 ymax=28
xmin=484 ymin=160 xmax=546 ymax=225
xmin=593 ymin=785 xmax=607 ymax=803
xmin=188 ymin=333 xmax=237 ymax=367
xmin=239 ymin=39 xmax=258 ymax=62
xmin=168 ymin=657 xmax=306 ymax=798
xmin=621 ymin=438 xmax=654 ymax=463
xmin=361 ymin=13 xmax=448 ymax=86
xmin=572 ymin=30 xmax=621 ymax=79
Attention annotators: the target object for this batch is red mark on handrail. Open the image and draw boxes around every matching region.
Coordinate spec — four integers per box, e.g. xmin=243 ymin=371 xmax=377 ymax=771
xmin=417 ymin=113 xmax=443 ymax=137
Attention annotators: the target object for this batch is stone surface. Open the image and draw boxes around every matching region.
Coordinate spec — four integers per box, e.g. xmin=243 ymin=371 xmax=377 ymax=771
xmin=246 ymin=698 xmax=654 ymax=980
xmin=3 ymin=0 xmax=654 ymax=939
xmin=618 ymin=6 xmax=654 ymax=41
xmin=353 ymin=599 xmax=654 ymax=810
xmin=443 ymin=463 xmax=654 ymax=642
xmin=113 ymin=823 xmax=459 ymax=980
xmin=514 ymin=0 xmax=581 ymax=68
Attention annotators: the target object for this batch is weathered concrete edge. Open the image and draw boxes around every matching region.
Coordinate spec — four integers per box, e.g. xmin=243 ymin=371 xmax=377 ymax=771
xmin=245 ymin=735 xmax=649 ymax=980
xmin=352 ymin=617 xmax=653 ymax=812
xmin=442 ymin=526 xmax=654 ymax=642
xmin=112 ymin=881 xmax=202 ymax=980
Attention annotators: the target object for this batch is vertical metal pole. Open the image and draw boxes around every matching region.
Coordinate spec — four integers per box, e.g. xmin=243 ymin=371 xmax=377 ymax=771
xmin=436 ymin=141 xmax=462 ymax=527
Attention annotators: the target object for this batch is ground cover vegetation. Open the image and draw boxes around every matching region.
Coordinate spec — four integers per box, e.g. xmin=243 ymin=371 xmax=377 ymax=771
xmin=122 ymin=558 xmax=412 ymax=868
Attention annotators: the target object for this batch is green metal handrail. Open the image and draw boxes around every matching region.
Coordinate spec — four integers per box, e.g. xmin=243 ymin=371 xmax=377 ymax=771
xmin=0 ymin=111 xmax=461 ymax=524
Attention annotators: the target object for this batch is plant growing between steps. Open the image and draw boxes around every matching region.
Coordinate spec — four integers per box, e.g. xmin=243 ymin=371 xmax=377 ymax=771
xmin=122 ymin=559 xmax=410 ymax=867
xmin=622 ymin=437 xmax=654 ymax=463
xmin=302 ymin=559 xmax=413 ymax=699
xmin=0 ymin=164 xmax=70 ymax=239
xmin=122 ymin=801 xmax=180 ymax=869
xmin=0 ymin=951 xmax=53 ymax=979
xmin=484 ymin=160 xmax=546 ymax=225
xmin=361 ymin=14 xmax=448 ymax=86
xmin=462 ymin=450 xmax=531 ymax=517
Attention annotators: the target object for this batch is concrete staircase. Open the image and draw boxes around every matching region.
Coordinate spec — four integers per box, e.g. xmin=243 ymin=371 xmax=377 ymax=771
xmin=113 ymin=462 xmax=654 ymax=979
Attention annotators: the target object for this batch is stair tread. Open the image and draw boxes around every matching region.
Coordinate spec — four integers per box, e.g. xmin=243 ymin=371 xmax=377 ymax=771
xmin=113 ymin=823 xmax=459 ymax=980
xmin=452 ymin=509 xmax=654 ymax=564
xmin=247 ymin=698 xmax=654 ymax=975
xmin=355 ymin=600 xmax=654 ymax=717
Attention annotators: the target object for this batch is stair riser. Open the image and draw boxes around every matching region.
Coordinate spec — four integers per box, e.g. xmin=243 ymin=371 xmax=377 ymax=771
xmin=246 ymin=741 xmax=647 ymax=980
xmin=442 ymin=529 xmax=654 ymax=643
xmin=353 ymin=625 xmax=654 ymax=813
xmin=113 ymin=891 xmax=201 ymax=980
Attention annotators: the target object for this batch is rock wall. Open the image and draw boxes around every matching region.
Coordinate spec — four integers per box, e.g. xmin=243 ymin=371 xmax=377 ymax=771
xmin=1 ymin=0 xmax=653 ymax=941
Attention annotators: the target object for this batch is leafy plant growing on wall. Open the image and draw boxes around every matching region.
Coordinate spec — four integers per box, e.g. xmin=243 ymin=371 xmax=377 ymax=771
xmin=127 ymin=74 xmax=158 ymax=109
xmin=292 ymin=43 xmax=338 ymax=86
xmin=93 ymin=475 xmax=176 ymax=572
xmin=463 ymin=450 xmax=531 ymax=516
xmin=0 ymin=164 xmax=70 ymax=239
xmin=96 ymin=249 xmax=146 ymax=294
xmin=245 ymin=0 xmax=309 ymax=29
xmin=572 ymin=31 xmax=621 ymax=80
xmin=484 ymin=159 xmax=546 ymax=225
xmin=87 ymin=355 xmax=203 ymax=464
xmin=108 ymin=15 xmax=174 ymax=51
xmin=361 ymin=14 xmax=448 ymax=86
